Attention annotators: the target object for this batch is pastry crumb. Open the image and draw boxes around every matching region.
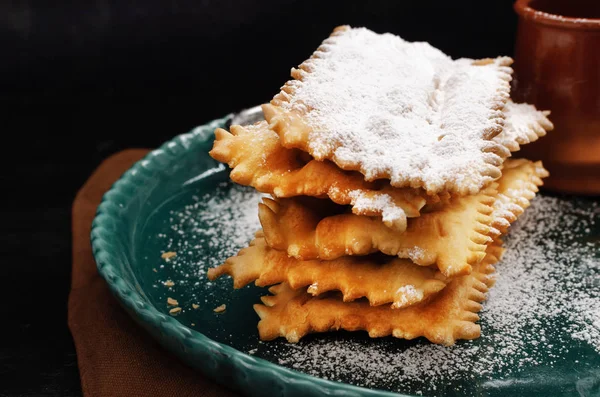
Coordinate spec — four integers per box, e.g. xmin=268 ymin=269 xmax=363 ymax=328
xmin=152 ymin=268 xmax=158 ymax=273
xmin=192 ymin=304 xmax=200 ymax=309
xmin=164 ymin=280 xmax=175 ymax=287
xmin=167 ymin=297 xmax=179 ymax=306
xmin=161 ymin=251 xmax=177 ymax=260
xmin=213 ymin=304 xmax=226 ymax=313
xmin=169 ymin=307 xmax=182 ymax=315
xmin=191 ymin=323 xmax=195 ymax=326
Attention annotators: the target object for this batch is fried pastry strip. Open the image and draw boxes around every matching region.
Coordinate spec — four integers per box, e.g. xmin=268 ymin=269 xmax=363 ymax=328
xmin=207 ymin=233 xmax=448 ymax=309
xmin=260 ymin=186 xmax=496 ymax=278
xmin=254 ymin=242 xmax=504 ymax=346
xmin=263 ymin=25 xmax=514 ymax=195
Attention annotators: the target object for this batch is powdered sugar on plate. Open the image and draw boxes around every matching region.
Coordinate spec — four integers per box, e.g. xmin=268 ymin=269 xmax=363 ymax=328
xmin=279 ymin=26 xmax=513 ymax=194
xmin=148 ymin=178 xmax=598 ymax=396
xmin=153 ymin=182 xmax=264 ymax=290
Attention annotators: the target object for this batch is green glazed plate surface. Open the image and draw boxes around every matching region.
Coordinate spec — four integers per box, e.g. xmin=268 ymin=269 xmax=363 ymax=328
xmin=91 ymin=115 xmax=600 ymax=397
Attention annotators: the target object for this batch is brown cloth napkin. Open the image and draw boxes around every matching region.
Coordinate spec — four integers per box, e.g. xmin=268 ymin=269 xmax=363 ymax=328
xmin=68 ymin=150 xmax=239 ymax=397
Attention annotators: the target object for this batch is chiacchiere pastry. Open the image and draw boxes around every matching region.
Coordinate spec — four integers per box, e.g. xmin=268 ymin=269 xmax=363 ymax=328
xmin=208 ymin=159 xmax=546 ymax=309
xmin=207 ymin=25 xmax=553 ymax=346
xmin=252 ymin=166 xmax=543 ymax=346
xmin=263 ymin=25 xmax=516 ymax=195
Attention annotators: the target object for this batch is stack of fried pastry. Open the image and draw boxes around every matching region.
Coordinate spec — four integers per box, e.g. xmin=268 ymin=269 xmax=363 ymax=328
xmin=207 ymin=25 xmax=553 ymax=346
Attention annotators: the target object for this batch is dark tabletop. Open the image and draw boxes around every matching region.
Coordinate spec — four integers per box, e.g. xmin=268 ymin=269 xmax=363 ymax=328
xmin=1 ymin=1 xmax=518 ymax=395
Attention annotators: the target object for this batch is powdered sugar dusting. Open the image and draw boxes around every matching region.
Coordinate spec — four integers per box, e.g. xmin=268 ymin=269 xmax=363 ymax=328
xmin=493 ymin=100 xmax=553 ymax=152
xmin=407 ymin=246 xmax=426 ymax=262
xmin=348 ymin=190 xmax=406 ymax=227
xmin=281 ymin=26 xmax=512 ymax=193
xmin=491 ymin=192 xmax=526 ymax=230
xmin=395 ymin=285 xmax=423 ymax=308
xmin=571 ymin=304 xmax=600 ymax=350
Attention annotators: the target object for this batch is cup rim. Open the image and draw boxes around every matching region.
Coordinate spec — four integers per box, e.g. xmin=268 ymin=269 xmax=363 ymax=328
xmin=514 ymin=0 xmax=600 ymax=30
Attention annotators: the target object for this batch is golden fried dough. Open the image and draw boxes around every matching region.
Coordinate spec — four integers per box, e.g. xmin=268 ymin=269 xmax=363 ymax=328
xmin=254 ymin=242 xmax=503 ymax=346
xmin=208 ymin=233 xmax=448 ymax=309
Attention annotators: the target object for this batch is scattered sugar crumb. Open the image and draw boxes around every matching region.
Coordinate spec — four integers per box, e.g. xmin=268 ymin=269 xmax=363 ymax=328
xmin=152 ymin=268 xmax=158 ymax=273
xmin=214 ymin=304 xmax=226 ymax=313
xmin=164 ymin=280 xmax=175 ymax=287
xmin=167 ymin=297 xmax=179 ymax=306
xmin=161 ymin=251 xmax=177 ymax=260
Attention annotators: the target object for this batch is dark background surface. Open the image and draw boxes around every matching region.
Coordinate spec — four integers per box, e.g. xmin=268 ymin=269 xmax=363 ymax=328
xmin=2 ymin=1 xmax=518 ymax=395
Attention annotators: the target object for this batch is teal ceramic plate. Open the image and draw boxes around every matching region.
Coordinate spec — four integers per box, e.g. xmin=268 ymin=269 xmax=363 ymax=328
xmin=91 ymin=115 xmax=600 ymax=397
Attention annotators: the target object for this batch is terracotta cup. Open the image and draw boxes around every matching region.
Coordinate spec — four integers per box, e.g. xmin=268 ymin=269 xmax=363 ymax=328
xmin=512 ymin=0 xmax=600 ymax=194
